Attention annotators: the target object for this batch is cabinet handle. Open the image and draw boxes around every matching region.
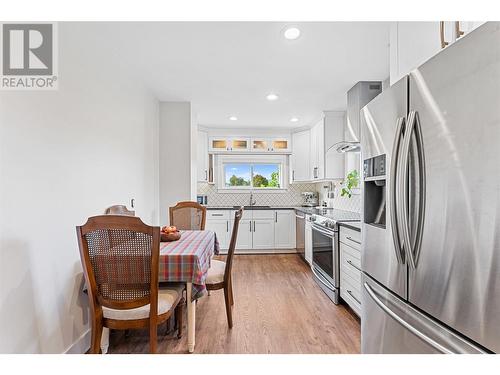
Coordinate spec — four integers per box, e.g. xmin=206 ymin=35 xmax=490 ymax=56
xmin=205 ymin=170 xmax=207 ymax=180
xmin=455 ymin=21 xmax=464 ymax=39
xmin=227 ymin=221 xmax=229 ymax=232
xmin=249 ymin=221 xmax=252 ymax=232
xmin=346 ymin=259 xmax=361 ymax=272
xmin=275 ymin=212 xmax=277 ymax=223
xmin=253 ymin=221 xmax=256 ymax=232
xmin=346 ymin=236 xmax=361 ymax=245
xmin=347 ymin=289 xmax=361 ymax=305
xmin=292 ymin=170 xmax=295 ymax=181
xmin=212 ymin=213 xmax=223 ymax=217
xmin=440 ymin=21 xmax=449 ymax=49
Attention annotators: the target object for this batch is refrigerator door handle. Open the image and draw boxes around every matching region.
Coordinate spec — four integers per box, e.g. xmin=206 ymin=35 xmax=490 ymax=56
xmin=399 ymin=111 xmax=416 ymax=269
xmin=390 ymin=116 xmax=406 ymax=264
xmin=363 ymin=282 xmax=453 ymax=354
xmin=410 ymin=111 xmax=426 ymax=269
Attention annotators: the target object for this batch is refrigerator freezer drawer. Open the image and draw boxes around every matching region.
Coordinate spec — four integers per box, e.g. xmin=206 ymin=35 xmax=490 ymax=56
xmin=361 ymin=273 xmax=486 ymax=354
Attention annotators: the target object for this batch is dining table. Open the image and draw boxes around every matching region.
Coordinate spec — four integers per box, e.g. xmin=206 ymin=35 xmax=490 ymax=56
xmin=100 ymin=229 xmax=219 ymax=354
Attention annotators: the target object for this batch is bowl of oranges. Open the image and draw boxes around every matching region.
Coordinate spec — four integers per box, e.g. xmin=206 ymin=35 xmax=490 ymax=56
xmin=160 ymin=226 xmax=181 ymax=242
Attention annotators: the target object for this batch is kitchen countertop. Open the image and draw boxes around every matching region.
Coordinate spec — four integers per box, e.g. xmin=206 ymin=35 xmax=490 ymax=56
xmin=205 ymin=206 xmax=297 ymax=210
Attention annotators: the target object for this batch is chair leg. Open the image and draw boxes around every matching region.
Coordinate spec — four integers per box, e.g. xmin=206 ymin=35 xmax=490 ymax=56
xmin=175 ymin=298 xmax=184 ymax=339
xmin=223 ymin=286 xmax=233 ymax=329
xmin=90 ymin=318 xmax=103 ymax=354
xmin=229 ymin=278 xmax=234 ymax=306
xmin=149 ymin=323 xmax=157 ymax=354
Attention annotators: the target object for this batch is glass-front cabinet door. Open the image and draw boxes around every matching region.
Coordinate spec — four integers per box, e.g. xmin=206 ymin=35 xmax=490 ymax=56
xmin=230 ymin=138 xmax=250 ymax=151
xmin=209 ymin=137 xmax=229 ymax=152
xmin=252 ymin=138 xmax=270 ymax=152
xmin=271 ymin=138 xmax=290 ymax=152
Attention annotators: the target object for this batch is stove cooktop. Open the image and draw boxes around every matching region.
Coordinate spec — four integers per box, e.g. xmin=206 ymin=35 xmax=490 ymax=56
xmin=311 ymin=209 xmax=360 ymax=229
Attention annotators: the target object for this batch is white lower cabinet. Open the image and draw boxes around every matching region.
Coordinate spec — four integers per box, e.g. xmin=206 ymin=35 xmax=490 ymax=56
xmin=304 ymin=216 xmax=312 ymax=265
xmin=206 ymin=209 xmax=296 ymax=253
xmin=205 ymin=218 xmax=230 ymax=250
xmin=339 ymin=226 xmax=362 ymax=316
xmin=274 ymin=210 xmax=296 ymax=249
xmin=234 ymin=219 xmax=253 ymax=251
xmin=252 ymin=219 xmax=275 ymax=250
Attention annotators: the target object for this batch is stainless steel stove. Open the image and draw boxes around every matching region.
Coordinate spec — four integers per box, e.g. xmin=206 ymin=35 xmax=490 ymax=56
xmin=310 ymin=209 xmax=360 ymax=304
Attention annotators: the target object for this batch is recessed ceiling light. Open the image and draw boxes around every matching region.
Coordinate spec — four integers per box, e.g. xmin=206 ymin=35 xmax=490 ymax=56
xmin=284 ymin=27 xmax=301 ymax=40
xmin=229 ymin=116 xmax=238 ymax=121
xmin=290 ymin=117 xmax=299 ymax=122
xmin=266 ymin=93 xmax=279 ymax=101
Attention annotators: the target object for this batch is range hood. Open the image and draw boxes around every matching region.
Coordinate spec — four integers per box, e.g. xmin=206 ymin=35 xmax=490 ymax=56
xmin=333 ymin=81 xmax=382 ymax=153
xmin=332 ymin=141 xmax=360 ymax=153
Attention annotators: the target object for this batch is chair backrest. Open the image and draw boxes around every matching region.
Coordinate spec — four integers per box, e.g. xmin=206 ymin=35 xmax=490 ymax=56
xmin=76 ymin=215 xmax=160 ymax=314
xmin=169 ymin=201 xmax=207 ymax=230
xmin=224 ymin=207 xmax=243 ymax=284
xmin=104 ymin=205 xmax=135 ymax=216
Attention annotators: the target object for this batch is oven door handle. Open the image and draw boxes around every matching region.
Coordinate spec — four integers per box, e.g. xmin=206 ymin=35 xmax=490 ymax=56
xmin=311 ymin=224 xmax=336 ymax=239
xmin=311 ymin=267 xmax=336 ymax=292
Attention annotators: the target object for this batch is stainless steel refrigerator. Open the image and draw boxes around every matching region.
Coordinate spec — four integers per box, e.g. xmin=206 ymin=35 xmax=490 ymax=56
xmin=360 ymin=22 xmax=500 ymax=354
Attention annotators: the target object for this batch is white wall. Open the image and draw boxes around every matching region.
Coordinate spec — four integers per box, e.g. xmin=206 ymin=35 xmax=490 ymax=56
xmin=159 ymin=102 xmax=193 ymax=225
xmin=0 ymin=24 xmax=160 ymax=353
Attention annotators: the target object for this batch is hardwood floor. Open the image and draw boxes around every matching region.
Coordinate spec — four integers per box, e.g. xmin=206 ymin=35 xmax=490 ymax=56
xmin=108 ymin=254 xmax=361 ymax=354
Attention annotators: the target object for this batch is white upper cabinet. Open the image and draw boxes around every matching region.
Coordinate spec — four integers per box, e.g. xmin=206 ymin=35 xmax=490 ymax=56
xmin=251 ymin=137 xmax=291 ymax=152
xmin=290 ymin=130 xmax=311 ymax=182
xmin=310 ymin=119 xmax=324 ymax=180
xmin=209 ymin=135 xmax=290 ymax=153
xmin=390 ymin=21 xmax=486 ymax=85
xmin=208 ymin=137 xmax=250 ymax=152
xmin=324 ymin=111 xmax=345 ymax=180
xmin=197 ymin=131 xmax=209 ymax=182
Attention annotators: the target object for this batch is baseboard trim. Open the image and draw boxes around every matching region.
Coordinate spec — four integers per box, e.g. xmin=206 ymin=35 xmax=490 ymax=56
xmin=218 ymin=249 xmax=298 ymax=255
xmin=65 ymin=328 xmax=91 ymax=354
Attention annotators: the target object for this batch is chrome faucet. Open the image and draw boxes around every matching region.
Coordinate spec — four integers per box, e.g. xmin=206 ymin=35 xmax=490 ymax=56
xmin=249 ymin=192 xmax=256 ymax=206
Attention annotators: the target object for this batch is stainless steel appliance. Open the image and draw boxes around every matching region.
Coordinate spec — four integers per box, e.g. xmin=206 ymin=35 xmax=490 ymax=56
xmin=330 ymin=81 xmax=382 ymax=153
xmin=295 ymin=210 xmax=306 ymax=260
xmin=360 ymin=22 xmax=499 ymax=354
xmin=301 ymin=192 xmax=318 ymax=207
xmin=311 ymin=210 xmax=360 ymax=304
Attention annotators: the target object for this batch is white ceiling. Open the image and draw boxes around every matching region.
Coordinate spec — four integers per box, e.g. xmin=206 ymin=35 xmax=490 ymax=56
xmin=70 ymin=22 xmax=390 ymax=129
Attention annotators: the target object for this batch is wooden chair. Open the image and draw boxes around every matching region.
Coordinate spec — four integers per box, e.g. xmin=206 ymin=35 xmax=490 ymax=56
xmin=169 ymin=201 xmax=207 ymax=230
xmin=205 ymin=207 xmax=243 ymax=328
xmin=76 ymin=215 xmax=184 ymax=354
xmin=105 ymin=205 xmax=135 ymax=216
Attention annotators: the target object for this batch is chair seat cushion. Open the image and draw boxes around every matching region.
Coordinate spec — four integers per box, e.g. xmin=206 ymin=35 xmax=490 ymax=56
xmin=206 ymin=259 xmax=226 ymax=285
xmin=102 ymin=284 xmax=183 ymax=320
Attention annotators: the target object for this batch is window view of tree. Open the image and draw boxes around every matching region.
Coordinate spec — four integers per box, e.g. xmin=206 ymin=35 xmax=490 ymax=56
xmin=224 ymin=163 xmax=280 ymax=188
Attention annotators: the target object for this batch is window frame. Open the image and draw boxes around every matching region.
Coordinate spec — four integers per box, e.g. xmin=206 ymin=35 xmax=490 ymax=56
xmin=216 ymin=154 xmax=288 ymax=193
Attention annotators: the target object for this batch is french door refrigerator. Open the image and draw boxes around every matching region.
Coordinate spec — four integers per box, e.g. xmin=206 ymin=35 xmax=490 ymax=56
xmin=360 ymin=22 xmax=500 ymax=354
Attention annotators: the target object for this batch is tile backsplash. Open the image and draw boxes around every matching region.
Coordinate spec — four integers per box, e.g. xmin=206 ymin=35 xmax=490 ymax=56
xmin=197 ymin=182 xmax=317 ymax=207
xmin=315 ymin=181 xmax=361 ymax=213
xmin=197 ymin=181 xmax=360 ymax=213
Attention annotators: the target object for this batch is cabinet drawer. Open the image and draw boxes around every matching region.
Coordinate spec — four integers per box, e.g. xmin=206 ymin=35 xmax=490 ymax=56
xmin=252 ymin=210 xmax=274 ymax=220
xmin=340 ymin=226 xmax=361 ymax=250
xmin=341 ymin=246 xmax=361 ymax=284
xmin=207 ymin=210 xmax=230 ymax=220
xmin=340 ymin=275 xmax=361 ymax=316
xmin=341 ymin=242 xmax=361 ymax=266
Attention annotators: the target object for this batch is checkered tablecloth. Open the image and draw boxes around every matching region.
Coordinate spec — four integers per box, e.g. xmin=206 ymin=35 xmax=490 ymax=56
xmin=159 ymin=230 xmax=219 ymax=300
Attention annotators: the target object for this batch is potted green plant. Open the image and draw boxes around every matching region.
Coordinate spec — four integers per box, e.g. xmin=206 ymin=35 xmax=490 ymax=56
xmin=340 ymin=170 xmax=360 ymax=198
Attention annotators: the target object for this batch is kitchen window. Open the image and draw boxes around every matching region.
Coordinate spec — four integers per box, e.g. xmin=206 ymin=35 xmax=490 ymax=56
xmin=217 ymin=155 xmax=287 ymax=191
